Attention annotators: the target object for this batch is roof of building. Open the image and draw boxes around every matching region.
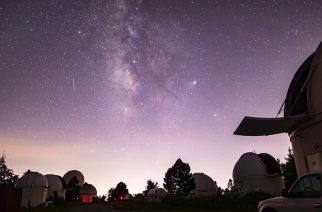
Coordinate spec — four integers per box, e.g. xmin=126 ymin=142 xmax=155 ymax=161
xmin=16 ymin=170 xmax=48 ymax=188
xmin=79 ymin=182 xmax=97 ymax=195
xmin=192 ymin=173 xmax=217 ymax=191
xmin=63 ymin=170 xmax=84 ymax=186
xmin=147 ymin=188 xmax=167 ymax=196
xmin=284 ymin=53 xmax=314 ymax=117
xmin=233 ymin=152 xmax=282 ymax=179
xmin=45 ymin=174 xmax=66 ymax=190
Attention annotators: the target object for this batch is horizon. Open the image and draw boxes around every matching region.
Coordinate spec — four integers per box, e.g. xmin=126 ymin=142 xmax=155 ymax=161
xmin=1 ymin=0 xmax=322 ymax=196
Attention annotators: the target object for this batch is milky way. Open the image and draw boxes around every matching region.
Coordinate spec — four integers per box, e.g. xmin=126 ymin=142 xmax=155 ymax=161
xmin=104 ymin=1 xmax=188 ymax=123
xmin=1 ymin=0 xmax=322 ymax=195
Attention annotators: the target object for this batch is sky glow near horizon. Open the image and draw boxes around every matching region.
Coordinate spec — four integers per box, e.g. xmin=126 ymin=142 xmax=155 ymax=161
xmin=1 ymin=0 xmax=322 ymax=195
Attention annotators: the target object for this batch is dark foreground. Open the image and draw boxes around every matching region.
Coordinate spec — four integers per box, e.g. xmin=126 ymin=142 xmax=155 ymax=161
xmin=21 ymin=203 xmax=257 ymax=212
xmin=65 ymin=204 xmax=134 ymax=212
xmin=65 ymin=204 xmax=255 ymax=212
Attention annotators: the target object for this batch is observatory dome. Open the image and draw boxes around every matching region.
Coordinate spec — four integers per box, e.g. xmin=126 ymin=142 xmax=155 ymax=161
xmin=63 ymin=170 xmax=84 ymax=186
xmin=188 ymin=173 xmax=217 ymax=198
xmin=233 ymin=152 xmax=284 ymax=195
xmin=16 ymin=170 xmax=48 ymax=207
xmin=79 ymin=182 xmax=97 ymax=196
xmin=79 ymin=182 xmax=97 ymax=203
xmin=284 ymin=53 xmax=314 ymax=117
xmin=193 ymin=173 xmax=217 ymax=191
xmin=45 ymin=174 xmax=66 ymax=200
xmin=233 ymin=153 xmax=282 ymax=179
xmin=233 ymin=42 xmax=322 ymax=177
xmin=146 ymin=188 xmax=167 ymax=202
xmin=17 ymin=171 xmax=48 ymax=188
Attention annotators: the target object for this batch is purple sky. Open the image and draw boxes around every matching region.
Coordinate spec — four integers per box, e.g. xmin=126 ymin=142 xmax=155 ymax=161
xmin=1 ymin=0 xmax=322 ymax=195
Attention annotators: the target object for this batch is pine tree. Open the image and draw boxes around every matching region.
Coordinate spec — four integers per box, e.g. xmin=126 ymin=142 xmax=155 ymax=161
xmin=108 ymin=182 xmax=129 ymax=200
xmin=163 ymin=158 xmax=195 ymax=195
xmin=143 ymin=179 xmax=158 ymax=196
xmin=0 ymin=153 xmax=19 ymax=188
xmin=280 ymin=148 xmax=298 ymax=189
xmin=65 ymin=176 xmax=81 ymax=202
xmin=115 ymin=182 xmax=129 ymax=198
xmin=107 ymin=187 xmax=116 ymax=201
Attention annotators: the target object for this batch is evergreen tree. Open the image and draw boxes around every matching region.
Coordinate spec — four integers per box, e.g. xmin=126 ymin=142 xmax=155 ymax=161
xmin=108 ymin=182 xmax=129 ymax=200
xmin=65 ymin=176 xmax=81 ymax=202
xmin=227 ymin=178 xmax=233 ymax=190
xmin=0 ymin=153 xmax=19 ymax=188
xmin=100 ymin=194 xmax=106 ymax=202
xmin=143 ymin=179 xmax=158 ymax=196
xmin=217 ymin=186 xmax=223 ymax=196
xmin=115 ymin=182 xmax=128 ymax=198
xmin=280 ymin=148 xmax=298 ymax=190
xmin=163 ymin=158 xmax=195 ymax=195
xmin=107 ymin=187 xmax=116 ymax=201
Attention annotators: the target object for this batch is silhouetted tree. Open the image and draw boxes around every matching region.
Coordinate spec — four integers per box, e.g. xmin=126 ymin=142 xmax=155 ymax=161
xmin=163 ymin=158 xmax=195 ymax=195
xmin=107 ymin=188 xmax=116 ymax=201
xmin=100 ymin=195 xmax=106 ymax=202
xmin=217 ymin=186 xmax=223 ymax=196
xmin=0 ymin=153 xmax=19 ymax=188
xmin=143 ymin=179 xmax=158 ymax=196
xmin=227 ymin=179 xmax=234 ymax=191
xmin=65 ymin=176 xmax=81 ymax=202
xmin=280 ymin=148 xmax=298 ymax=190
xmin=108 ymin=182 xmax=129 ymax=200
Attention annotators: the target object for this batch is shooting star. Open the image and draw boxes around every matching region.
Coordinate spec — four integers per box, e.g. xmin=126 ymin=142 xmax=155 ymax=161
xmin=72 ymin=77 xmax=75 ymax=93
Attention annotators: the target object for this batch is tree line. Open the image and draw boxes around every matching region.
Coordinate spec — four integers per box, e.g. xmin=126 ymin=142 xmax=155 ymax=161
xmin=0 ymin=149 xmax=298 ymax=198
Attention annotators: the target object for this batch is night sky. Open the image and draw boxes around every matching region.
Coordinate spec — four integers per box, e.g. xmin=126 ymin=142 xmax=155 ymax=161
xmin=1 ymin=0 xmax=322 ymax=195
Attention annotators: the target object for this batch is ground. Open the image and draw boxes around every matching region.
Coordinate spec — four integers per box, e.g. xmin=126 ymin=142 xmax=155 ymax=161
xmin=21 ymin=203 xmax=257 ymax=212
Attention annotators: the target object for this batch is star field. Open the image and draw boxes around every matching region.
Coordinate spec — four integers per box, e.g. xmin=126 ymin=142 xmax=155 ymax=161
xmin=1 ymin=0 xmax=322 ymax=195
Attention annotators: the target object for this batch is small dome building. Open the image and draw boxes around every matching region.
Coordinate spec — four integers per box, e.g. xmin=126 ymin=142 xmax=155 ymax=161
xmin=146 ymin=188 xmax=167 ymax=202
xmin=45 ymin=174 xmax=66 ymax=200
xmin=63 ymin=170 xmax=85 ymax=187
xmin=233 ymin=152 xmax=285 ymax=195
xmin=79 ymin=182 xmax=97 ymax=203
xmin=16 ymin=170 xmax=48 ymax=207
xmin=188 ymin=173 xmax=217 ymax=198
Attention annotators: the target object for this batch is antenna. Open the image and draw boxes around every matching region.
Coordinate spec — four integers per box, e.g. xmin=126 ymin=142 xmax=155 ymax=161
xmin=276 ymin=100 xmax=285 ymax=118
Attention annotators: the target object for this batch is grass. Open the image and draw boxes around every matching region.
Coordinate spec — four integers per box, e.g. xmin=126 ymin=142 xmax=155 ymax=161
xmin=107 ymin=193 xmax=267 ymax=212
xmin=20 ymin=192 xmax=270 ymax=212
xmin=20 ymin=202 xmax=83 ymax=212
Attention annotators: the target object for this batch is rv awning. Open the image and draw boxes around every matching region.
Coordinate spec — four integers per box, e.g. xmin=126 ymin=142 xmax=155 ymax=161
xmin=234 ymin=115 xmax=308 ymax=136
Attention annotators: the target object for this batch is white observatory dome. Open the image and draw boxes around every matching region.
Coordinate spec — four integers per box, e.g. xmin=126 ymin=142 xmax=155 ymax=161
xmin=63 ymin=170 xmax=84 ymax=186
xmin=233 ymin=152 xmax=284 ymax=195
xmin=79 ymin=182 xmax=97 ymax=196
xmin=45 ymin=174 xmax=66 ymax=200
xmin=233 ymin=42 xmax=322 ymax=177
xmin=233 ymin=153 xmax=268 ymax=179
xmin=16 ymin=170 xmax=48 ymax=207
xmin=193 ymin=173 xmax=217 ymax=191
xmin=188 ymin=173 xmax=217 ymax=198
xmin=146 ymin=188 xmax=167 ymax=202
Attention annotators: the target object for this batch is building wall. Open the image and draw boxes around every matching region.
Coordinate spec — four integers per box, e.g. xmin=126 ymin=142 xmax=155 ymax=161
xmin=234 ymin=176 xmax=284 ymax=196
xmin=47 ymin=189 xmax=66 ymax=200
xmin=291 ymin=121 xmax=322 ymax=176
xmin=20 ymin=187 xmax=48 ymax=207
xmin=147 ymin=190 xmax=167 ymax=202
xmin=80 ymin=195 xmax=92 ymax=203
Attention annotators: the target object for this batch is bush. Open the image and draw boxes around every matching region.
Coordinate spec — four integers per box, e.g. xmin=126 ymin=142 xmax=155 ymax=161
xmin=108 ymin=193 xmax=264 ymax=211
xmin=53 ymin=197 xmax=67 ymax=205
xmin=242 ymin=191 xmax=274 ymax=205
xmin=162 ymin=195 xmax=187 ymax=208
